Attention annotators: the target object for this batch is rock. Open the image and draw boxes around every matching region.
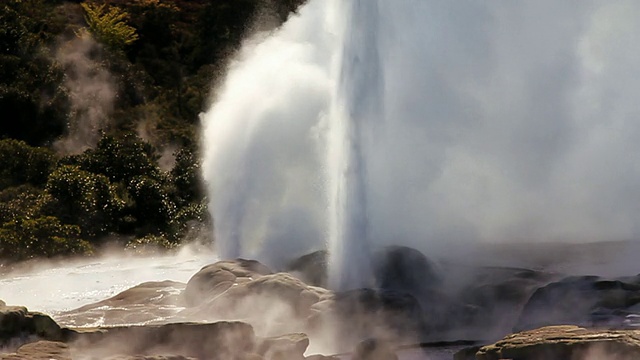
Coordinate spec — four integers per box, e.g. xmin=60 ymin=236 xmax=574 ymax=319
xmin=55 ymin=281 xmax=186 ymax=327
xmin=372 ymin=246 xmax=442 ymax=296
xmin=258 ymin=333 xmax=309 ymax=360
xmin=287 ymin=250 xmax=328 ymax=288
xmin=476 ymin=325 xmax=640 ymax=360
xmin=304 ymin=355 xmax=339 ymax=360
xmin=452 ymin=346 xmax=482 ymax=360
xmin=0 ymin=306 xmax=29 ymax=340
xmin=223 ymin=273 xmax=325 ymax=316
xmin=182 ymin=272 xmax=329 ymax=336
xmin=31 ymin=313 xmax=63 ymax=341
xmin=184 ymin=259 xmax=273 ymax=307
xmin=457 ymin=268 xmax=554 ymax=339
xmin=352 ymin=338 xmax=397 ymax=360
xmin=310 ymin=289 xmax=426 ymax=350
xmin=462 ymin=278 xmax=542 ymax=309
xmin=70 ymin=321 xmax=255 ymax=360
xmin=515 ymin=276 xmax=640 ymax=331
xmin=102 ymin=356 xmax=196 ymax=359
xmin=0 ymin=304 xmax=62 ymax=344
xmin=0 ymin=340 xmax=70 ymax=360
xmin=371 ymin=246 xmax=465 ymax=337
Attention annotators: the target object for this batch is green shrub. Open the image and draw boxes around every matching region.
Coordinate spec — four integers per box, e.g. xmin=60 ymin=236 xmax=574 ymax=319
xmin=0 ymin=139 xmax=57 ymax=190
xmin=0 ymin=185 xmax=54 ymax=224
xmin=71 ymin=134 xmax=161 ymax=184
xmin=0 ymin=216 xmax=93 ymax=260
xmin=125 ymin=234 xmax=175 ymax=253
xmin=171 ymin=146 xmax=204 ymax=206
xmin=46 ymin=164 xmax=125 ymax=238
xmin=81 ymin=2 xmax=138 ymax=51
xmin=127 ymin=175 xmax=176 ymax=234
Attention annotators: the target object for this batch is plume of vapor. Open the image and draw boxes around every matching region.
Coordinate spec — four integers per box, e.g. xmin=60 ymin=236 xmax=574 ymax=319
xmin=54 ymin=32 xmax=116 ymax=155
xmin=202 ymin=0 xmax=640 ymax=267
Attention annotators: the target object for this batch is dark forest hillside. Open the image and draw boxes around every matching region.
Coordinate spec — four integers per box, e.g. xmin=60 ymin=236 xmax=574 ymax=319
xmin=0 ymin=0 xmax=305 ymax=261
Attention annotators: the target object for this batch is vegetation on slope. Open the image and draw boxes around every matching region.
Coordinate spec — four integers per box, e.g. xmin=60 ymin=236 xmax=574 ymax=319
xmin=0 ymin=0 xmax=305 ymax=261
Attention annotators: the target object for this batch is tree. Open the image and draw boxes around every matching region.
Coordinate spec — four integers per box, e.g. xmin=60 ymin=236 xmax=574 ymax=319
xmin=0 ymin=1 xmax=69 ymax=145
xmin=127 ymin=175 xmax=176 ymax=235
xmin=171 ymin=145 xmax=205 ymax=207
xmin=0 ymin=185 xmax=54 ymax=224
xmin=45 ymin=164 xmax=124 ymax=238
xmin=70 ymin=134 xmax=161 ymax=184
xmin=0 ymin=139 xmax=57 ymax=190
xmin=81 ymin=2 xmax=138 ymax=51
xmin=0 ymin=216 xmax=92 ymax=260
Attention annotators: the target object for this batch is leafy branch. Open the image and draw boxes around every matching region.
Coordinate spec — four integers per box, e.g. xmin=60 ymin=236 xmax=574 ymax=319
xmin=81 ymin=2 xmax=139 ymax=50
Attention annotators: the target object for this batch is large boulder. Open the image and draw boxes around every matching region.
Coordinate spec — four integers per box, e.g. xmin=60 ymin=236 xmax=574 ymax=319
xmin=287 ymin=250 xmax=328 ymax=288
xmin=258 ymin=333 xmax=309 ymax=360
xmin=457 ymin=267 xmax=555 ymax=339
xmin=0 ymin=340 xmax=70 ymax=360
xmin=99 ymin=356 xmax=195 ymax=359
xmin=515 ymin=275 xmax=640 ymax=331
xmin=182 ymin=272 xmax=330 ymax=336
xmin=371 ymin=246 xmax=469 ymax=337
xmin=308 ymin=289 xmax=427 ymax=350
xmin=0 ymin=304 xmax=62 ymax=344
xmin=69 ymin=321 xmax=255 ymax=360
xmin=184 ymin=259 xmax=273 ymax=307
xmin=55 ymin=281 xmax=186 ymax=327
xmin=453 ymin=346 xmax=482 ymax=360
xmin=352 ymin=338 xmax=397 ymax=360
xmin=476 ymin=325 xmax=640 ymax=360
xmin=372 ymin=246 xmax=442 ymax=296
xmin=305 ymin=356 xmax=339 ymax=360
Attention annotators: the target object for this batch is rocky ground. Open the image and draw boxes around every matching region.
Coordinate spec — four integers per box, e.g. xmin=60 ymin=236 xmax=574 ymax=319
xmin=458 ymin=325 xmax=640 ymax=360
xmin=3 ymin=245 xmax=640 ymax=359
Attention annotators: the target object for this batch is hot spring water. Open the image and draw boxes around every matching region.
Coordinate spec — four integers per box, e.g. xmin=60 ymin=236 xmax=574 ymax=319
xmin=0 ymin=250 xmax=216 ymax=317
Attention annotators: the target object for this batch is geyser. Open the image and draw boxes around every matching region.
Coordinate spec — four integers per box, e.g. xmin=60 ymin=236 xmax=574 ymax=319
xmin=203 ymin=0 xmax=640 ymax=290
xmin=326 ymin=0 xmax=383 ymax=290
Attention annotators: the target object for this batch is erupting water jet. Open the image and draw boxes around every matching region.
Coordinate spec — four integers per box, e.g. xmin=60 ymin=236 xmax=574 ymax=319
xmin=326 ymin=0 xmax=383 ymax=290
xmin=202 ymin=0 xmax=640 ymax=291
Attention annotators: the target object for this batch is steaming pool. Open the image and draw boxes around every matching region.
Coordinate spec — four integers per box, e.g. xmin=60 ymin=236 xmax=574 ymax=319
xmin=0 ymin=248 xmax=217 ymax=316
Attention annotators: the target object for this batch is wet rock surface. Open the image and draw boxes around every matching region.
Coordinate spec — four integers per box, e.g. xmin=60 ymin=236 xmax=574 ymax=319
xmin=55 ymin=281 xmax=186 ymax=327
xmin=181 ymin=271 xmax=330 ymax=336
xmin=352 ymin=338 xmax=398 ymax=360
xmin=68 ymin=321 xmax=255 ymax=359
xmin=258 ymin=333 xmax=309 ymax=360
xmin=515 ymin=275 xmax=640 ymax=331
xmin=101 ymin=356 xmax=196 ymax=360
xmin=184 ymin=259 xmax=273 ymax=307
xmin=476 ymin=325 xmax=640 ymax=360
xmin=454 ymin=266 xmax=556 ymax=340
xmin=287 ymin=251 xmax=328 ymax=288
xmin=321 ymin=288 xmax=427 ymax=345
xmin=0 ymin=340 xmax=70 ymax=360
xmin=0 ymin=304 xmax=62 ymax=344
xmin=373 ymin=246 xmax=442 ymax=296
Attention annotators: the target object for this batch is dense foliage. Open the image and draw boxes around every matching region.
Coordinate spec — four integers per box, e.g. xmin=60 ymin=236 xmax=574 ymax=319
xmin=0 ymin=0 xmax=304 ymax=261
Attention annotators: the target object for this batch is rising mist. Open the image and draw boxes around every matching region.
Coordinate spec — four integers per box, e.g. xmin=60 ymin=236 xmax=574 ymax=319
xmin=202 ymin=0 xmax=640 ymax=282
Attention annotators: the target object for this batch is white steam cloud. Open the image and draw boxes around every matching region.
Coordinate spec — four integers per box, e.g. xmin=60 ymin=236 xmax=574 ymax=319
xmin=202 ymin=0 xmax=640 ymax=266
xmin=54 ymin=32 xmax=116 ymax=155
